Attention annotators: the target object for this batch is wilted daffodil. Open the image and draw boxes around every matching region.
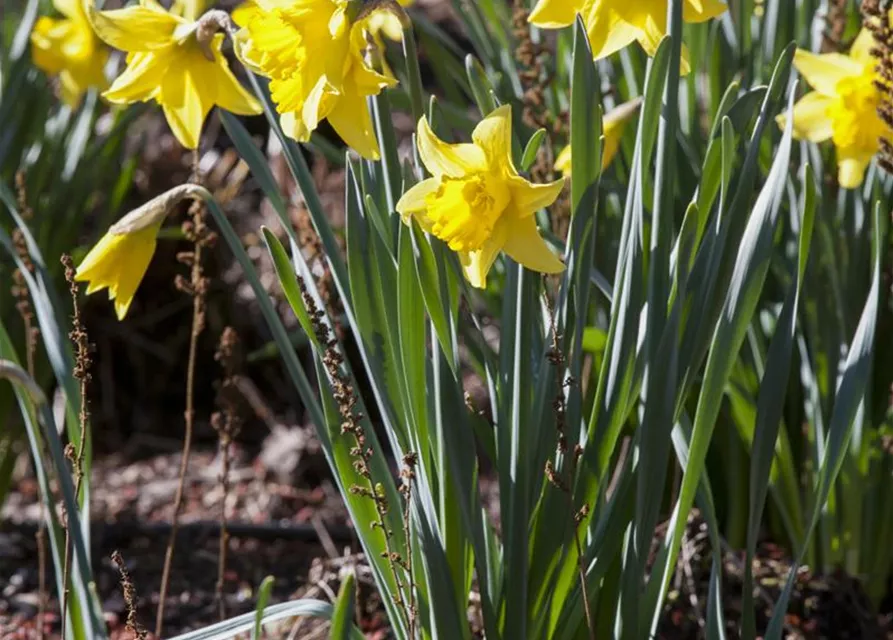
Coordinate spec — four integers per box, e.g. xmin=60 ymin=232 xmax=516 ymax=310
xmin=397 ymin=105 xmax=565 ymax=288
xmin=554 ymin=98 xmax=641 ymax=176
xmin=235 ymin=0 xmax=398 ymax=159
xmin=780 ymin=30 xmax=889 ymax=188
xmin=30 ymin=0 xmax=109 ymax=106
xmin=529 ymin=0 xmax=727 ymax=73
xmin=82 ymin=0 xmax=261 ymax=149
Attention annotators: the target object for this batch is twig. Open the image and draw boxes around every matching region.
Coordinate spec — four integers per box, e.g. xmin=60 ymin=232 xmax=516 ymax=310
xmin=212 ymin=327 xmax=243 ymax=621
xmin=13 ymin=175 xmax=46 ymax=640
xmin=297 ymin=275 xmax=413 ymax=632
xmin=543 ymin=291 xmax=595 ymax=640
xmin=156 ymin=152 xmax=214 ymax=636
xmin=60 ymin=256 xmax=92 ymax=640
xmin=112 ymin=550 xmax=148 ymax=639
xmin=399 ymin=453 xmax=419 ymax=637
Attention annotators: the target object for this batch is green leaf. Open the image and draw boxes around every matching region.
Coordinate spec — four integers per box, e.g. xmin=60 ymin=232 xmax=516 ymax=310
xmin=262 ymin=227 xmax=320 ymax=349
xmin=520 ymin=128 xmax=547 ymax=172
xmin=252 ymin=576 xmax=275 ymax=640
xmin=330 ymin=572 xmax=356 ymax=640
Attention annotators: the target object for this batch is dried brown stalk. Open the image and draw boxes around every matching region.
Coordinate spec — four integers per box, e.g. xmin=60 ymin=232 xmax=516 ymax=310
xmin=543 ymin=291 xmax=594 ymax=640
xmin=156 ymin=154 xmax=216 ymax=636
xmin=112 ymin=551 xmax=148 ymax=639
xmin=60 ymin=255 xmax=92 ymax=640
xmin=211 ymin=327 xmax=243 ymax=621
xmin=399 ymin=453 xmax=419 ymax=637
xmin=821 ymin=0 xmax=850 ymax=52
xmin=863 ymin=0 xmax=893 ymax=174
xmin=296 ymin=275 xmax=414 ymax=631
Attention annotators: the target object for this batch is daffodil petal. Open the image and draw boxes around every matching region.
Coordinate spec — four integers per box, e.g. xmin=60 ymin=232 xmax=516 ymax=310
xmin=460 ymin=222 xmax=507 ymax=289
xmin=584 ymin=3 xmax=641 ymax=61
xmin=326 ymin=91 xmax=382 ymax=160
xmin=83 ymin=1 xmax=180 ymax=51
xmin=396 ymin=178 xmax=440 ymax=218
xmin=53 ymin=0 xmax=80 ymax=20
xmin=793 ymin=49 xmax=863 ymax=95
xmin=780 ymin=92 xmax=834 ymax=142
xmin=159 ymin=51 xmax=214 ymax=149
xmin=471 ymin=104 xmax=518 ymax=175
xmin=848 ymin=28 xmax=876 ymax=67
xmin=103 ymin=51 xmax=168 ymax=103
xmin=528 ymin=0 xmax=582 ymax=28
xmin=682 ymin=0 xmax=728 ymax=22
xmin=554 ymin=145 xmax=572 ymax=176
xmin=211 ymin=53 xmax=262 ymax=115
xmin=502 ymin=214 xmax=564 ymax=275
xmin=417 ymin=116 xmax=487 ymax=178
xmin=508 ymin=175 xmax=565 ymax=216
xmin=837 ymin=149 xmax=873 ymax=189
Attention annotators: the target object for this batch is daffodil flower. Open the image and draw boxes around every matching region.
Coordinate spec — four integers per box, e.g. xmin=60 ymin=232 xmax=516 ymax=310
xmin=30 ymin=0 xmax=109 ymax=106
xmin=780 ymin=30 xmax=889 ymax=188
xmin=234 ymin=0 xmax=397 ymax=159
xmin=397 ymin=105 xmax=565 ymax=288
xmin=554 ymin=97 xmax=641 ymax=177
xmin=82 ymin=0 xmax=262 ymax=149
xmin=366 ymin=0 xmax=413 ymax=41
xmin=529 ymin=0 xmax=727 ymax=73
xmin=76 ymin=185 xmax=203 ymax=319
xmin=171 ymin=0 xmax=210 ymax=21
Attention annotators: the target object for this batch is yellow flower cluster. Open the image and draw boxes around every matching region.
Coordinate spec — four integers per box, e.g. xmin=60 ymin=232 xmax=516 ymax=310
xmin=54 ymin=0 xmax=730 ymax=317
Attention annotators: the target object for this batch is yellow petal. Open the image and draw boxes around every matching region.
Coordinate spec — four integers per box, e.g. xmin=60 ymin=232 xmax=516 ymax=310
xmin=584 ymin=3 xmax=641 ymax=62
xmin=208 ymin=49 xmax=262 ymax=115
xmin=53 ymin=0 xmax=80 ymax=20
xmin=837 ymin=149 xmax=872 ymax=189
xmin=554 ymin=145 xmax=572 ymax=176
xmin=103 ymin=51 xmax=168 ymax=103
xmin=682 ymin=0 xmax=728 ymax=22
xmin=417 ymin=116 xmax=487 ymax=178
xmin=279 ymin=111 xmax=311 ymax=142
xmin=170 ymin=0 xmax=207 ymax=21
xmin=159 ymin=50 xmax=214 ymax=149
xmin=326 ymin=89 xmax=382 ymax=160
xmin=396 ymin=178 xmax=440 ymax=218
xmin=508 ymin=175 xmax=565 ymax=216
xmin=231 ymin=0 xmax=260 ymax=26
xmin=83 ymin=1 xmax=180 ymax=52
xmin=793 ymin=49 xmax=863 ymax=95
xmin=502 ymin=214 xmax=564 ymax=275
xmin=779 ymin=92 xmax=834 ymax=142
xmin=848 ymin=28 xmax=876 ymax=67
xmin=471 ymin=104 xmax=515 ymax=175
xmin=75 ymin=222 xmax=161 ymax=320
xmin=528 ymin=0 xmax=583 ymax=28
xmin=461 ymin=222 xmax=508 ymax=289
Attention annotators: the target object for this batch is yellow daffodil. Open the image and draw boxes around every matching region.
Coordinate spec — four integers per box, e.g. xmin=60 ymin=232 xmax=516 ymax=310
xmin=75 ymin=219 xmax=162 ymax=320
xmin=82 ymin=0 xmax=261 ymax=149
xmin=554 ymin=97 xmax=641 ymax=176
xmin=235 ymin=0 xmax=397 ymax=159
xmin=528 ymin=0 xmax=727 ymax=73
xmin=780 ymin=30 xmax=889 ymax=188
xmin=30 ymin=0 xmax=109 ymax=106
xmin=397 ymin=105 xmax=565 ymax=288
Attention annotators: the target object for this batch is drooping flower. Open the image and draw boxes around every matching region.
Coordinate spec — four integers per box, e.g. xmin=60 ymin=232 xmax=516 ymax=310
xmin=75 ymin=218 xmax=162 ymax=320
xmin=234 ymin=0 xmax=398 ymax=159
xmin=82 ymin=0 xmax=262 ymax=149
xmin=554 ymin=97 xmax=641 ymax=177
xmin=528 ymin=0 xmax=727 ymax=73
xmin=397 ymin=105 xmax=565 ymax=288
xmin=780 ymin=29 xmax=890 ymax=188
xmin=30 ymin=0 xmax=109 ymax=106
xmin=76 ymin=185 xmax=202 ymax=319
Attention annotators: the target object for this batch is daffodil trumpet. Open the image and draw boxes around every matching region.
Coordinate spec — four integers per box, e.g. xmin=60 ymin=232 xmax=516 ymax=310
xmin=233 ymin=0 xmax=398 ymax=159
xmin=81 ymin=0 xmax=261 ymax=149
xmin=397 ymin=105 xmax=566 ymax=289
